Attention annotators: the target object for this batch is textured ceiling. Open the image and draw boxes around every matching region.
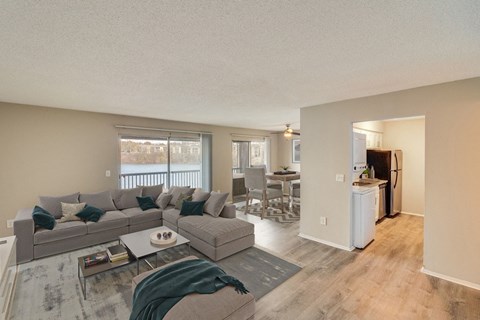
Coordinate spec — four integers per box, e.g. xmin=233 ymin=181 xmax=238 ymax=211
xmin=0 ymin=1 xmax=479 ymax=131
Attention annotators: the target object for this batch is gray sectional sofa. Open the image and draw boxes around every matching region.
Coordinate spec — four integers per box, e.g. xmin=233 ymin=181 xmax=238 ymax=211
xmin=13 ymin=186 xmax=255 ymax=264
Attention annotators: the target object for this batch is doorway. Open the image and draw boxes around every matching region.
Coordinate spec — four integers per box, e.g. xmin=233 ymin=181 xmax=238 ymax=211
xmin=351 ymin=116 xmax=425 ymax=249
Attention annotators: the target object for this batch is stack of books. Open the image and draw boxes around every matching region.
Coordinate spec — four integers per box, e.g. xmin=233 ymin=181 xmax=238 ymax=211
xmin=83 ymin=252 xmax=108 ymax=268
xmin=107 ymin=244 xmax=129 ymax=262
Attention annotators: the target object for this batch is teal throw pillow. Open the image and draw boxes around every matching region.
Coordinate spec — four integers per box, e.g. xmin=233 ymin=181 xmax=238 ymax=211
xmin=175 ymin=194 xmax=193 ymax=210
xmin=32 ymin=206 xmax=56 ymax=230
xmin=180 ymin=200 xmax=206 ymax=216
xmin=136 ymin=196 xmax=159 ymax=211
xmin=76 ymin=205 xmax=105 ymax=222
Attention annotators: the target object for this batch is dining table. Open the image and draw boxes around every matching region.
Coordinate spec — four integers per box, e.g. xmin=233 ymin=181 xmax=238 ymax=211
xmin=266 ymin=172 xmax=300 ymax=210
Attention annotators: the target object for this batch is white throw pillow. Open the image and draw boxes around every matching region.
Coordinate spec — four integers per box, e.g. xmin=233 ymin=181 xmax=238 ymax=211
xmin=156 ymin=193 xmax=173 ymax=209
xmin=60 ymin=202 xmax=86 ymax=223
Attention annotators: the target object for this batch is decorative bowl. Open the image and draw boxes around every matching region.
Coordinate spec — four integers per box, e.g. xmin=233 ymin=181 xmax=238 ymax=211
xmin=150 ymin=230 xmax=177 ymax=245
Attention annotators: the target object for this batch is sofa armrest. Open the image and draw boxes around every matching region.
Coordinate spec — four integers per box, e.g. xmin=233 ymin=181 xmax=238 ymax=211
xmin=13 ymin=208 xmax=35 ymax=264
xmin=219 ymin=204 xmax=236 ymax=219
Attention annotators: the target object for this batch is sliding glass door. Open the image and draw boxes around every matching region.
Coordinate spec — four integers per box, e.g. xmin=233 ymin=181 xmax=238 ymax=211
xmin=119 ymin=136 xmax=205 ymax=189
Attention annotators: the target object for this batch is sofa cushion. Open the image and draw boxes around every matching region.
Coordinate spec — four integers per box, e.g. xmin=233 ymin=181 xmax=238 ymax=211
xmin=140 ymin=184 xmax=164 ymax=200
xmin=178 ymin=215 xmax=254 ymax=247
xmin=76 ymin=205 xmax=106 ymax=222
xmin=180 ymin=201 xmax=206 ymax=216
xmin=34 ymin=220 xmax=87 ymax=245
xmin=203 ymin=192 xmax=229 ymax=217
xmin=79 ymin=191 xmax=116 ymax=211
xmin=169 ymin=187 xmax=194 ymax=205
xmin=86 ymin=210 xmax=128 ymax=233
xmin=137 ymin=196 xmax=159 ymax=211
xmin=59 ymin=202 xmax=85 ymax=222
xmin=32 ymin=206 xmax=56 ymax=230
xmin=156 ymin=193 xmax=173 ymax=209
xmin=121 ymin=207 xmax=162 ymax=226
xmin=163 ymin=208 xmax=183 ymax=226
xmin=112 ymin=188 xmax=142 ymax=210
xmin=39 ymin=192 xmax=80 ymax=219
xmin=192 ymin=190 xmax=211 ymax=202
xmin=175 ymin=194 xmax=192 ymax=210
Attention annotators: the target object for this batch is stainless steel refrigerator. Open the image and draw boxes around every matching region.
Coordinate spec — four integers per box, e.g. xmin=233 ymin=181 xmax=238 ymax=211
xmin=367 ymin=150 xmax=403 ymax=216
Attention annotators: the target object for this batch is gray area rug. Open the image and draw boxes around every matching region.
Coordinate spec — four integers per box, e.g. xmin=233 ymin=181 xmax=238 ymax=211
xmin=237 ymin=199 xmax=301 ymax=223
xmin=10 ymin=243 xmax=301 ymax=320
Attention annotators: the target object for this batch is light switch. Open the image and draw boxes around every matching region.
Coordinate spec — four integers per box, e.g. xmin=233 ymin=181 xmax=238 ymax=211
xmin=320 ymin=217 xmax=327 ymax=225
xmin=335 ymin=174 xmax=345 ymax=182
xmin=106 ymin=170 xmax=111 ymax=177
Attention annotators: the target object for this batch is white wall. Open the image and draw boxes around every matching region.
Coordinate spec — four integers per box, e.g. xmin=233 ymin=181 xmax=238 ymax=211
xmin=383 ymin=118 xmax=425 ymax=215
xmin=300 ymin=77 xmax=480 ymax=286
xmin=0 ymin=102 xmax=277 ymax=237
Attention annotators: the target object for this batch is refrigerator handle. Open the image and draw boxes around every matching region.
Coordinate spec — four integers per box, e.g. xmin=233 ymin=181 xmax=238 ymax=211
xmin=395 ymin=152 xmax=399 ymax=171
xmin=393 ymin=152 xmax=399 ymax=189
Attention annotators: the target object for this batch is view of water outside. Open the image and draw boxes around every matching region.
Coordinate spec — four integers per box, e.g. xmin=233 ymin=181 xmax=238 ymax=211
xmin=120 ymin=138 xmax=202 ymax=188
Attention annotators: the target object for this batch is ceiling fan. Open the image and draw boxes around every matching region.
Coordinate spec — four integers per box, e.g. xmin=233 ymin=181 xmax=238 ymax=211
xmin=283 ymin=124 xmax=300 ymax=138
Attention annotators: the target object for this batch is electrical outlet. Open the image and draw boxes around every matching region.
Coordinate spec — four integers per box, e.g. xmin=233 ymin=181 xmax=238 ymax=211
xmin=7 ymin=219 xmax=13 ymax=229
xmin=105 ymin=170 xmax=111 ymax=177
xmin=335 ymin=174 xmax=345 ymax=182
xmin=320 ymin=217 xmax=327 ymax=225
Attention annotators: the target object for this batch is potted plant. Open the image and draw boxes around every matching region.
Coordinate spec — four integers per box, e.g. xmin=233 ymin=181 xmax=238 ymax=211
xmin=280 ymin=165 xmax=289 ymax=172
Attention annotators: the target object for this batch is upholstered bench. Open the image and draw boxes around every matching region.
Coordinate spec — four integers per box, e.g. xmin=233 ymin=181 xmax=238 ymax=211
xmin=132 ymin=256 xmax=255 ymax=320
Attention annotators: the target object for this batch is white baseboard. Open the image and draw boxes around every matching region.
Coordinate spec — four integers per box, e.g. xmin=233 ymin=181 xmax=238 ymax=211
xmin=401 ymin=211 xmax=424 ymax=217
xmin=421 ymin=267 xmax=480 ymax=291
xmin=298 ymin=233 xmax=354 ymax=251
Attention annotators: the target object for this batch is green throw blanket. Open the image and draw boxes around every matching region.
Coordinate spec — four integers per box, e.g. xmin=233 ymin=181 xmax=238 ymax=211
xmin=130 ymin=259 xmax=249 ymax=320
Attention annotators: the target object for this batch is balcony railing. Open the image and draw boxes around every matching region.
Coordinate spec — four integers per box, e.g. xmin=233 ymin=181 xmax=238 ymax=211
xmin=232 ymin=167 xmax=243 ymax=174
xmin=119 ymin=170 xmax=201 ymax=189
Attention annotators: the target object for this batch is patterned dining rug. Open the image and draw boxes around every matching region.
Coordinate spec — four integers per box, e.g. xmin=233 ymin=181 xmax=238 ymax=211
xmin=10 ymin=242 xmax=301 ymax=320
xmin=237 ymin=199 xmax=300 ymax=223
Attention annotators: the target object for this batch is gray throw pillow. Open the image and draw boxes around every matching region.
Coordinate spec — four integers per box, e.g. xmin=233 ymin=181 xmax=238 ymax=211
xmin=155 ymin=193 xmax=173 ymax=209
xmin=167 ymin=186 xmax=190 ymax=194
xmin=59 ymin=202 xmax=85 ymax=223
xmin=169 ymin=187 xmax=195 ymax=205
xmin=39 ymin=192 xmax=80 ymax=219
xmin=175 ymin=194 xmax=193 ymax=210
xmin=79 ymin=191 xmax=116 ymax=211
xmin=204 ymin=192 xmax=229 ymax=217
xmin=139 ymin=184 xmax=164 ymax=201
xmin=192 ymin=190 xmax=211 ymax=202
xmin=112 ymin=187 xmax=142 ymax=210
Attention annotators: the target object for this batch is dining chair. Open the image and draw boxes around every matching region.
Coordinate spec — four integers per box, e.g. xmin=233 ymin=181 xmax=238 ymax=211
xmin=251 ymin=165 xmax=282 ymax=190
xmin=244 ymin=167 xmax=284 ymax=219
xmin=290 ymin=182 xmax=300 ymax=198
xmin=289 ymin=182 xmax=300 ymax=211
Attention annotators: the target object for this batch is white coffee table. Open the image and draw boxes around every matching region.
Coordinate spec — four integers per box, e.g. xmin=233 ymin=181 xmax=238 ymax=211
xmin=119 ymin=226 xmax=191 ymax=275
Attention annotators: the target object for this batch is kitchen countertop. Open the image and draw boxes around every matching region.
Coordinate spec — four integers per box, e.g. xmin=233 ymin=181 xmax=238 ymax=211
xmin=352 ymin=178 xmax=388 ymax=194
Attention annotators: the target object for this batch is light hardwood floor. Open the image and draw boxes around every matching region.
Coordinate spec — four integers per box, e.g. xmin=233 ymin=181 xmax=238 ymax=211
xmin=236 ymin=212 xmax=480 ymax=320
